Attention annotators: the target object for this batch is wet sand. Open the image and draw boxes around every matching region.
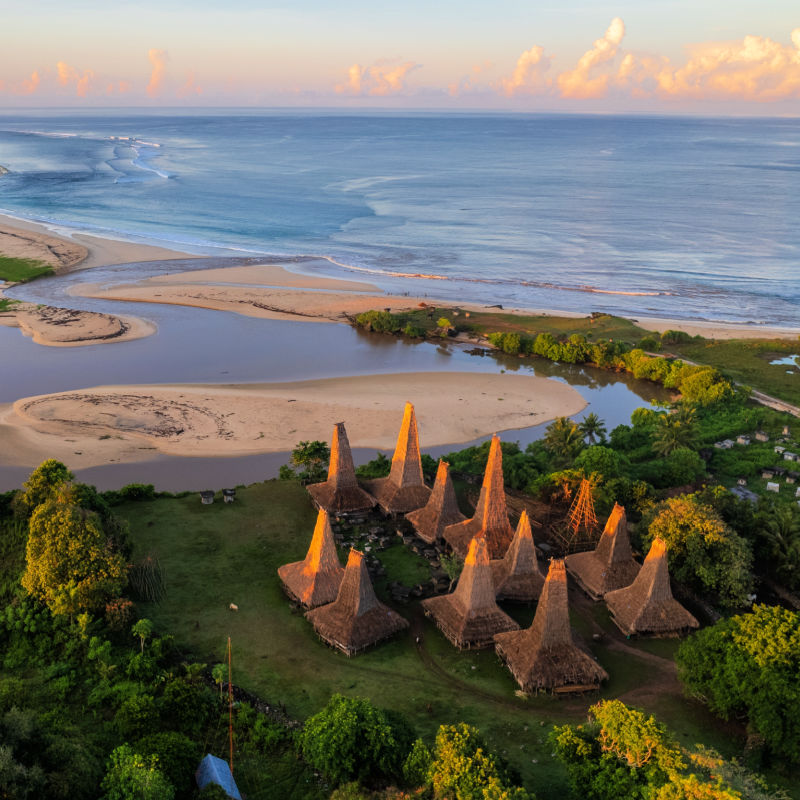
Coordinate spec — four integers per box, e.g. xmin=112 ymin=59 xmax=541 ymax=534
xmin=1 ymin=372 xmax=586 ymax=469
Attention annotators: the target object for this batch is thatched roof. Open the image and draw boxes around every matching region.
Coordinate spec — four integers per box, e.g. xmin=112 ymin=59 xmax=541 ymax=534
xmin=307 ymin=422 xmax=376 ymax=515
xmin=564 ymin=503 xmax=640 ymax=600
xmin=306 ymin=549 xmax=408 ymax=655
xmin=277 ymin=509 xmax=344 ymax=608
xmin=407 ymin=460 xmax=465 ymax=544
xmin=421 ymin=536 xmax=519 ymax=650
xmin=604 ymin=538 xmax=699 ymax=637
xmin=494 ymin=559 xmax=609 ymax=693
xmin=490 ymin=510 xmax=545 ymax=604
xmin=363 ymin=402 xmax=431 ymax=515
xmin=443 ymin=435 xmax=514 ymax=559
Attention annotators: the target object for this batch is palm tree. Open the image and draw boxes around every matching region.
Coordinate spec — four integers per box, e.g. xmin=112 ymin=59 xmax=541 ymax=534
xmin=579 ymin=413 xmax=607 ymax=444
xmin=544 ymin=417 xmax=584 ymax=464
xmin=760 ymin=506 xmax=800 ymax=588
xmin=652 ymin=406 xmax=698 ymax=456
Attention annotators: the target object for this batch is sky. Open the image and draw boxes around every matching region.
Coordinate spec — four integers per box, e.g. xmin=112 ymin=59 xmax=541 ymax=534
xmin=1 ymin=1 xmax=799 ymax=113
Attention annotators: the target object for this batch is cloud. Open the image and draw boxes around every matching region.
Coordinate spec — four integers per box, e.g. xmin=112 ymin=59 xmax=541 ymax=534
xmin=147 ymin=49 xmax=169 ymax=97
xmin=178 ymin=72 xmax=203 ymax=98
xmin=557 ymin=17 xmax=625 ymax=99
xmin=336 ymin=60 xmax=420 ymax=96
xmin=498 ymin=46 xmax=552 ymax=96
xmin=655 ymin=29 xmax=800 ymax=101
xmin=56 ymin=61 xmax=95 ymax=97
xmin=17 ymin=71 xmax=41 ymax=96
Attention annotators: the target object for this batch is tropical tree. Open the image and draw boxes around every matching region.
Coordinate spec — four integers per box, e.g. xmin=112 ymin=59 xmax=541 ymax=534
xmin=15 ymin=459 xmax=73 ymax=517
xmin=543 ymin=417 xmax=584 ymax=464
xmin=652 ymin=406 xmax=698 ymax=456
xmin=131 ymin=619 xmax=154 ymax=654
xmin=645 ymin=495 xmax=752 ymax=607
xmin=283 ymin=440 xmax=331 ymax=484
xmin=211 ymin=663 xmax=227 ymax=698
xmin=579 ymin=413 xmax=607 ymax=444
xmin=100 ymin=744 xmax=175 ymax=800
xmin=22 ymin=493 xmax=127 ymax=616
xmin=758 ymin=506 xmax=800 ymax=588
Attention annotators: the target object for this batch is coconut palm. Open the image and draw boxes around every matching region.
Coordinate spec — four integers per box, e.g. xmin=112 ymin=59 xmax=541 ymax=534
xmin=652 ymin=406 xmax=698 ymax=456
xmin=578 ymin=413 xmax=607 ymax=444
xmin=760 ymin=506 xmax=800 ymax=588
xmin=543 ymin=417 xmax=584 ymax=463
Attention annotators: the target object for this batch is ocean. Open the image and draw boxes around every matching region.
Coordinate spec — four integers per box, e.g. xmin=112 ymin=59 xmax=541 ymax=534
xmin=0 ymin=110 xmax=798 ymax=325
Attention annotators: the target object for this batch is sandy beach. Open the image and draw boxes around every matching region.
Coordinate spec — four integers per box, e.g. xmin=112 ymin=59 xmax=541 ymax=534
xmin=0 ymin=372 xmax=586 ymax=469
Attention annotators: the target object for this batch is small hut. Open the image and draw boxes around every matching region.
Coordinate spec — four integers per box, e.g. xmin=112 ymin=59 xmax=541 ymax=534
xmin=494 ymin=559 xmax=608 ymax=693
xmin=490 ymin=510 xmax=545 ymax=604
xmin=307 ymin=422 xmax=376 ymax=515
xmin=200 ymin=490 xmax=215 ymax=505
xmin=564 ymin=503 xmax=640 ymax=600
xmin=604 ymin=538 xmax=699 ymax=637
xmin=443 ymin=435 xmax=514 ymax=559
xmin=277 ymin=509 xmax=344 ymax=609
xmin=406 ymin=459 xmax=465 ymax=545
xmin=222 ymin=488 xmax=236 ymax=503
xmin=421 ymin=536 xmax=519 ymax=649
xmin=195 ymin=754 xmax=242 ymax=800
xmin=306 ymin=549 xmax=408 ymax=655
xmin=363 ymin=402 xmax=431 ymax=515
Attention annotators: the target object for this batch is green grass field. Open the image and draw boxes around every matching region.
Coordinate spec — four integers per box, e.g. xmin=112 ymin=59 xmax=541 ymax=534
xmin=0 ymin=255 xmax=54 ymax=283
xmin=116 ymin=480 xmax=786 ymax=799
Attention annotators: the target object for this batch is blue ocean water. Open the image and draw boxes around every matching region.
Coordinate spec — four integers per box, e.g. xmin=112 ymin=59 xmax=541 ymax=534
xmin=0 ymin=110 xmax=798 ymax=325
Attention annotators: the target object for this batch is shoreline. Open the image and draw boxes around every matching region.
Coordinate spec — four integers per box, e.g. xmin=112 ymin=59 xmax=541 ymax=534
xmin=0 ymin=372 xmax=586 ymax=470
xmin=1 ymin=210 xmax=798 ymax=342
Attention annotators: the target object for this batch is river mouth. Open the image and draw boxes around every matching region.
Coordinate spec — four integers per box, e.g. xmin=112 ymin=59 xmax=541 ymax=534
xmin=1 ymin=257 xmax=670 ymax=491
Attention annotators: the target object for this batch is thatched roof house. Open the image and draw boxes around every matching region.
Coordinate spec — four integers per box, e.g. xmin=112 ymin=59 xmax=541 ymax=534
xmin=307 ymin=422 xmax=376 ymax=515
xmin=277 ymin=509 xmax=344 ymax=609
xmin=421 ymin=536 xmax=519 ymax=649
xmin=407 ymin=459 xmax=465 ymax=545
xmin=306 ymin=549 xmax=408 ymax=655
xmin=604 ymin=538 xmax=699 ymax=637
xmin=363 ymin=402 xmax=431 ymax=515
xmin=494 ymin=559 xmax=608 ymax=693
xmin=443 ymin=435 xmax=514 ymax=559
xmin=490 ymin=510 xmax=545 ymax=604
xmin=564 ymin=503 xmax=640 ymax=600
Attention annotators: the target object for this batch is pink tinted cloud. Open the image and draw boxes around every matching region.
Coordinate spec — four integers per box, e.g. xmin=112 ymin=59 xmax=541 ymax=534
xmin=498 ymin=46 xmax=552 ymax=96
xmin=557 ymin=17 xmax=625 ymax=99
xmin=147 ymin=49 xmax=169 ymax=97
xmin=17 ymin=71 xmax=41 ymax=95
xmin=336 ymin=60 xmax=420 ymax=96
xmin=178 ymin=72 xmax=203 ymax=98
xmin=57 ymin=61 xmax=95 ymax=97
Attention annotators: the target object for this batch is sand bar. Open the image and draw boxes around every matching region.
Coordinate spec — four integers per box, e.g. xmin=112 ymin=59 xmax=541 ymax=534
xmin=0 ymin=372 xmax=586 ymax=469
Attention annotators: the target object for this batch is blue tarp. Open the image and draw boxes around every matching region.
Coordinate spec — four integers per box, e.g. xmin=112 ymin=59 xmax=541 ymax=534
xmin=195 ymin=754 xmax=243 ymax=800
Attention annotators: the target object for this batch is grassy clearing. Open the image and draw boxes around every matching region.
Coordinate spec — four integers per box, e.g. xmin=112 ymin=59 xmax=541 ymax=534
xmin=114 ymin=479 xmax=780 ymax=798
xmin=0 ymin=255 xmax=54 ymax=283
xmin=669 ymin=338 xmax=800 ymax=405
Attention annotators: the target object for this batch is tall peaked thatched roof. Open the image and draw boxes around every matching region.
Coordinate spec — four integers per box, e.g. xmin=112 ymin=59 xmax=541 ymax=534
xmin=604 ymin=538 xmax=699 ymax=637
xmin=277 ymin=509 xmax=344 ymax=609
xmin=407 ymin=460 xmax=465 ymax=544
xmin=490 ymin=510 xmax=545 ymax=603
xmin=421 ymin=536 xmax=519 ymax=649
xmin=564 ymin=503 xmax=640 ymax=600
xmin=307 ymin=422 xmax=376 ymax=515
xmin=494 ymin=559 xmax=609 ymax=693
xmin=443 ymin=435 xmax=514 ymax=559
xmin=363 ymin=403 xmax=431 ymax=515
xmin=306 ymin=549 xmax=408 ymax=655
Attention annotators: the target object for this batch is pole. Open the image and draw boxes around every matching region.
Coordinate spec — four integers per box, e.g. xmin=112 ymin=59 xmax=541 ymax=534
xmin=227 ymin=636 xmax=233 ymax=775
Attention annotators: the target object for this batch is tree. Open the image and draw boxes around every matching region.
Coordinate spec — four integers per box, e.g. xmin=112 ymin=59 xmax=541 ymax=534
xmin=652 ymin=407 xmax=698 ymax=457
xmin=645 ymin=495 xmax=752 ymax=608
xmin=132 ymin=619 xmax=153 ymax=654
xmin=579 ymin=413 xmax=607 ymax=444
xmin=543 ymin=417 xmax=584 ymax=465
xmin=22 ymin=493 xmax=127 ymax=616
xmin=428 ymin=723 xmax=533 ymax=799
xmin=676 ymin=605 xmax=800 ymax=763
xmin=286 ymin=440 xmax=331 ymax=485
xmin=15 ymin=459 xmax=73 ymax=517
xmin=439 ymin=553 xmax=463 ymax=592
xmin=574 ymin=446 xmax=622 ymax=480
xmin=300 ymin=694 xmax=410 ymax=787
xmin=100 ymin=744 xmax=175 ymax=800
xmin=211 ymin=663 xmax=227 ymax=699
xmin=758 ymin=506 xmax=800 ymax=588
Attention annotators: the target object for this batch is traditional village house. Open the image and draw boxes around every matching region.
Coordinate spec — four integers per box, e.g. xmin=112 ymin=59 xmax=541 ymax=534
xmin=736 ymin=435 xmax=751 ymax=446
xmin=443 ymin=435 xmax=515 ymax=558
xmin=306 ymin=549 xmax=408 ymax=655
xmin=278 ymin=509 xmax=344 ymax=609
xmin=222 ymin=488 xmax=236 ymax=503
xmin=755 ymin=431 xmax=769 ymax=442
xmin=564 ymin=503 xmax=640 ymax=600
xmin=362 ymin=402 xmax=431 ymax=515
xmin=494 ymin=559 xmax=608 ymax=694
xmin=784 ymin=452 xmax=798 ymax=462
xmin=307 ymin=422 xmax=376 ymax=515
xmin=407 ymin=459 xmax=465 ymax=545
xmin=490 ymin=510 xmax=545 ymax=603
xmin=422 ymin=536 xmax=519 ymax=649
xmin=761 ymin=468 xmax=776 ymax=480
xmin=766 ymin=482 xmax=781 ymax=493
xmin=200 ymin=490 xmax=215 ymax=505
xmin=604 ymin=538 xmax=699 ymax=637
